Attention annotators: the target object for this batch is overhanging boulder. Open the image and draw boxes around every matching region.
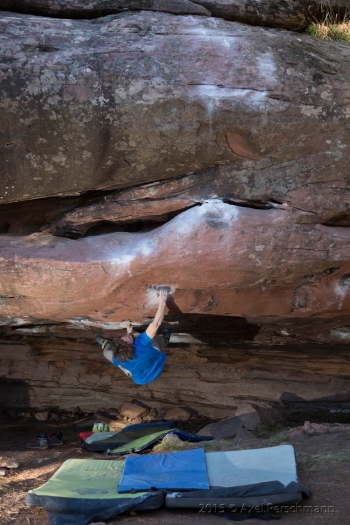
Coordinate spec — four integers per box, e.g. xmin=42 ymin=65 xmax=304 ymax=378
xmin=0 ymin=11 xmax=349 ymax=211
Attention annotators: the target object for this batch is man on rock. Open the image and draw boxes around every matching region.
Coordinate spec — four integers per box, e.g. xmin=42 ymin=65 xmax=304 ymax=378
xmin=97 ymin=289 xmax=170 ymax=384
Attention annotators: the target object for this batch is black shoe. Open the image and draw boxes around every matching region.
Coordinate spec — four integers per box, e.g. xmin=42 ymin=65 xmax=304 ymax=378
xmin=161 ymin=329 xmax=171 ymax=347
xmin=47 ymin=431 xmax=63 ymax=447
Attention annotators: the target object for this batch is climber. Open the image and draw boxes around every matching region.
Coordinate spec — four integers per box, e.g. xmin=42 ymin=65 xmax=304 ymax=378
xmin=96 ymin=289 xmax=170 ymax=385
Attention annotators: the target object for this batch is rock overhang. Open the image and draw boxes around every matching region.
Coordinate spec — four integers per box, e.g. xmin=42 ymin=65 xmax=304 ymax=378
xmin=0 ymin=2 xmax=350 ymax=412
xmin=1 ymin=201 xmax=350 ymax=328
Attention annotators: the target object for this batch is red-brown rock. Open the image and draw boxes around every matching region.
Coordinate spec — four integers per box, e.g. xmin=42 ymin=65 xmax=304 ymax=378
xmin=1 ymin=203 xmax=350 ymax=326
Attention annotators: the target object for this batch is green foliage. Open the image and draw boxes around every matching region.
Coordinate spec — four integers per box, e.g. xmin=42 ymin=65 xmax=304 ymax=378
xmin=306 ymin=21 xmax=350 ymax=43
xmin=305 ymin=0 xmax=350 ymax=43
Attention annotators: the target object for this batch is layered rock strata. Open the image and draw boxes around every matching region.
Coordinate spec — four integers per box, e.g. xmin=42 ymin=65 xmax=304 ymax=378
xmin=1 ymin=6 xmax=350 ymax=413
xmin=1 ymin=333 xmax=350 ymax=416
xmin=1 ymin=0 xmax=348 ymax=29
xmin=1 ymin=202 xmax=350 ymax=326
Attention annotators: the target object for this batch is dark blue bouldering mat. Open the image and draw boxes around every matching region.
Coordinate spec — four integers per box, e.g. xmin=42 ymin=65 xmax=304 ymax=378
xmin=118 ymin=448 xmax=210 ymax=493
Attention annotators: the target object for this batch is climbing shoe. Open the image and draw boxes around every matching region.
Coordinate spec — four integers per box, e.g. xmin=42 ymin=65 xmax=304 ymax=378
xmin=161 ymin=329 xmax=171 ymax=347
xmin=47 ymin=431 xmax=63 ymax=446
xmin=96 ymin=336 xmax=115 ymax=353
xmin=26 ymin=433 xmax=48 ymax=449
xmin=96 ymin=336 xmax=108 ymax=348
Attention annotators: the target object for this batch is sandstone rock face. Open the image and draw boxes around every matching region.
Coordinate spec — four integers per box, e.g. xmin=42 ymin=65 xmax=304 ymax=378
xmin=1 ymin=203 xmax=350 ymax=326
xmin=2 ymin=1 xmax=348 ymax=29
xmin=0 ymin=11 xmax=350 ymax=213
xmin=1 ymin=5 xmax=350 ymax=415
xmin=1 ymin=333 xmax=350 ymax=415
xmin=0 ymin=0 xmax=210 ymax=18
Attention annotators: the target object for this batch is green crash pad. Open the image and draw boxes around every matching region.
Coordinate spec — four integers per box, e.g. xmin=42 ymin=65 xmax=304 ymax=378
xmin=108 ymin=428 xmax=213 ymax=455
xmin=26 ymin=458 xmax=164 ymax=525
xmin=82 ymin=421 xmax=173 ymax=452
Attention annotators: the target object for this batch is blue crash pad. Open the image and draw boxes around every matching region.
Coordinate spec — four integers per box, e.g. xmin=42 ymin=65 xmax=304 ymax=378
xmin=118 ymin=448 xmax=210 ymax=493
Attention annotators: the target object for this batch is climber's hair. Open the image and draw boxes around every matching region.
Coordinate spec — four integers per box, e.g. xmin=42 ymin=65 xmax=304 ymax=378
xmin=112 ymin=339 xmax=135 ymax=362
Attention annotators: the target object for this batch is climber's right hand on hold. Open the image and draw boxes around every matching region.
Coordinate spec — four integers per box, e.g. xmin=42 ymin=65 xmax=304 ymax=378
xmin=146 ymin=289 xmax=168 ymax=339
xmin=158 ymin=289 xmax=168 ymax=304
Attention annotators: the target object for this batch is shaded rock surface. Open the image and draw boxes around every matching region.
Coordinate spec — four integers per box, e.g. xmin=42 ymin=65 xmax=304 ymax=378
xmin=0 ymin=0 xmax=210 ymax=18
xmin=234 ymin=402 xmax=261 ymax=430
xmin=34 ymin=411 xmax=49 ymax=421
xmin=193 ymin=0 xmax=350 ymax=29
xmin=119 ymin=401 xmax=150 ymax=419
xmin=0 ymin=11 xmax=350 ymax=210
xmin=164 ymin=407 xmax=192 ymax=422
xmin=1 ymin=1 xmax=348 ymax=30
xmin=234 ymin=427 xmax=261 ymax=444
xmin=196 ymin=416 xmax=243 ymax=439
xmin=0 ymin=7 xmax=350 ymax=415
xmin=1 ymin=329 xmax=350 ymax=415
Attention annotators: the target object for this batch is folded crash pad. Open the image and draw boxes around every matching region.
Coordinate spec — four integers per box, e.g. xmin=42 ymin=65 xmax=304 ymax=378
xmin=26 ymin=458 xmax=164 ymax=525
xmin=82 ymin=421 xmax=173 ymax=452
xmin=108 ymin=428 xmax=213 ymax=455
xmin=165 ymin=445 xmax=312 ymax=509
xmin=118 ymin=448 xmax=210 ymax=493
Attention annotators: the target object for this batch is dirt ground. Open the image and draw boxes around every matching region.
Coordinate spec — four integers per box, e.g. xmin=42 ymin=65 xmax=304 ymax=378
xmin=0 ymin=417 xmax=349 ymax=525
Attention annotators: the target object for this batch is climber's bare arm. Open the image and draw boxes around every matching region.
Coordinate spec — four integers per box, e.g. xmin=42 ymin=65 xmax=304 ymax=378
xmin=120 ymin=322 xmax=134 ymax=344
xmin=146 ymin=289 xmax=167 ymax=339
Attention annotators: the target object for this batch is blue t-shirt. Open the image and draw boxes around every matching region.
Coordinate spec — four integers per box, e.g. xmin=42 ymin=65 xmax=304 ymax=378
xmin=112 ymin=331 xmax=168 ymax=385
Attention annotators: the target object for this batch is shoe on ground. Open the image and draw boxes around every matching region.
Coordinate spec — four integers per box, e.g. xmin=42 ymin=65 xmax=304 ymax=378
xmin=26 ymin=433 xmax=48 ymax=449
xmin=92 ymin=421 xmax=109 ymax=432
xmin=47 ymin=430 xmax=63 ymax=446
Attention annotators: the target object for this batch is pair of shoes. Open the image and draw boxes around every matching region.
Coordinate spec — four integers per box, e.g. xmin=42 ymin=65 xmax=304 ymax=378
xmin=26 ymin=431 xmax=63 ymax=449
xmin=161 ymin=329 xmax=171 ymax=347
xmin=92 ymin=421 xmax=109 ymax=432
xmin=26 ymin=433 xmax=48 ymax=449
